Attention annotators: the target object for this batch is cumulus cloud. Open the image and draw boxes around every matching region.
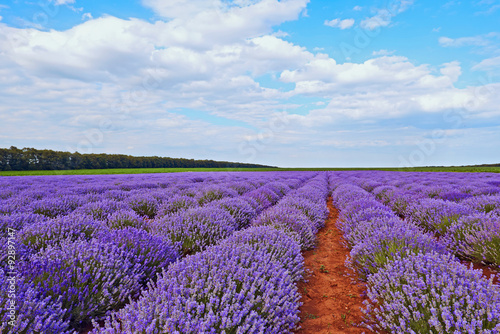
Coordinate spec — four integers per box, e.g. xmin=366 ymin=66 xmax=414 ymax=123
xmin=0 ymin=0 xmax=499 ymax=167
xmin=440 ymin=61 xmax=462 ymax=83
xmin=324 ymin=18 xmax=355 ymax=29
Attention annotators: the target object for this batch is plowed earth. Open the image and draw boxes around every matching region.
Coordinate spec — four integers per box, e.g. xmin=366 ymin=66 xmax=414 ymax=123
xmin=296 ymin=197 xmax=375 ymax=334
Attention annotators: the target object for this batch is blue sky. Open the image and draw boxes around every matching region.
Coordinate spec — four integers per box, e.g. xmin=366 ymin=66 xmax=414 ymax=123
xmin=0 ymin=0 xmax=499 ymax=167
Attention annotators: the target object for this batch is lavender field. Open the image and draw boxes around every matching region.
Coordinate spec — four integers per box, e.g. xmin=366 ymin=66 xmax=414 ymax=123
xmin=1 ymin=171 xmax=500 ymax=333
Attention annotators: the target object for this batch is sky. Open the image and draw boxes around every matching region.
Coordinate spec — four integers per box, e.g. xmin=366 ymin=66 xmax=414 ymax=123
xmin=0 ymin=0 xmax=499 ymax=168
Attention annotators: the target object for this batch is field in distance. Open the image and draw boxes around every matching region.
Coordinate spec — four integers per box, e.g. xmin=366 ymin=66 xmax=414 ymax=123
xmin=2 ymin=166 xmax=500 ymax=176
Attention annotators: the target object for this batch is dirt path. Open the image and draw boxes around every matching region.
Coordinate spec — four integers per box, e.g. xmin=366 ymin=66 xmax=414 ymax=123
xmin=296 ymin=197 xmax=375 ymax=334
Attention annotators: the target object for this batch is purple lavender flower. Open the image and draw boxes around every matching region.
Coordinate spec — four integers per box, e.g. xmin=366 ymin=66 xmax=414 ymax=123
xmin=364 ymin=251 xmax=500 ymax=333
xmin=150 ymin=206 xmax=236 ymax=255
xmin=348 ymin=221 xmax=447 ymax=280
xmin=0 ymin=212 xmax=48 ymax=233
xmin=125 ymin=192 xmax=160 ymax=218
xmin=219 ymin=226 xmax=305 ymax=281
xmin=105 ymin=209 xmax=147 ymax=229
xmin=73 ymin=199 xmax=130 ymax=221
xmin=445 ymin=214 xmax=500 ymax=266
xmin=195 ymin=185 xmax=238 ymax=205
xmin=98 ymin=227 xmax=180 ymax=285
xmin=157 ymin=194 xmax=199 ymax=217
xmin=29 ymin=195 xmax=84 ymax=218
xmin=24 ymin=238 xmax=143 ymax=328
xmin=406 ymin=198 xmax=473 ymax=234
xmin=90 ymin=243 xmax=301 ymax=334
xmin=461 ymin=194 xmax=500 ymax=214
xmin=252 ymin=206 xmax=316 ymax=250
xmin=208 ymin=197 xmax=257 ymax=230
xmin=18 ymin=214 xmax=107 ymax=252
xmin=0 ymin=271 xmax=73 ymax=334
xmin=279 ymin=196 xmax=328 ymax=231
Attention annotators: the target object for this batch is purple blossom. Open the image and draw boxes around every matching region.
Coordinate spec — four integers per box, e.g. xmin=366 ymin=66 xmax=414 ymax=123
xmin=364 ymin=251 xmax=500 ymax=333
xmin=208 ymin=197 xmax=257 ymax=230
xmin=348 ymin=221 xmax=447 ymax=280
xmin=97 ymin=227 xmax=180 ymax=285
xmin=150 ymin=206 xmax=237 ymax=255
xmin=18 ymin=214 xmax=107 ymax=252
xmin=24 ymin=238 xmax=143 ymax=328
xmin=0 ymin=271 xmax=73 ymax=334
xmin=253 ymin=206 xmax=316 ymax=250
xmin=406 ymin=198 xmax=474 ymax=234
xmin=218 ymin=226 xmax=305 ymax=281
xmin=157 ymin=195 xmax=199 ymax=217
xmin=90 ymin=243 xmax=301 ymax=334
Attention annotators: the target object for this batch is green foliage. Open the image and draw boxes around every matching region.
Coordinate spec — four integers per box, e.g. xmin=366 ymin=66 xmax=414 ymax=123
xmin=0 ymin=146 xmax=272 ymax=172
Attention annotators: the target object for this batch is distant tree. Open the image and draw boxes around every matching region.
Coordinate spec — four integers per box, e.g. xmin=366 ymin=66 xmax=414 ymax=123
xmin=0 ymin=146 xmax=273 ymax=171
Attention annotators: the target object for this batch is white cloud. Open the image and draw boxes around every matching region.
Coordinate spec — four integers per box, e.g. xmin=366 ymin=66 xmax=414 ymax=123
xmin=82 ymin=13 xmax=93 ymax=21
xmin=439 ymin=36 xmax=488 ymax=47
xmin=0 ymin=0 xmax=499 ymax=167
xmin=475 ymin=0 xmax=500 ymax=15
xmin=360 ymin=0 xmax=414 ymax=30
xmin=353 ymin=5 xmax=362 ymax=11
xmin=372 ymin=49 xmax=395 ymax=56
xmin=360 ymin=10 xmax=392 ymax=30
xmin=472 ymin=55 xmax=500 ymax=71
xmin=324 ymin=18 xmax=355 ymax=29
xmin=439 ymin=32 xmax=499 ymax=47
xmin=53 ymin=0 xmax=75 ymax=5
xmin=440 ymin=61 xmax=462 ymax=83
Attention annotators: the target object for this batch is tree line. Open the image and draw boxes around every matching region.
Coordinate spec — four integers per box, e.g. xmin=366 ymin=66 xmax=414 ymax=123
xmin=0 ymin=147 xmax=272 ymax=171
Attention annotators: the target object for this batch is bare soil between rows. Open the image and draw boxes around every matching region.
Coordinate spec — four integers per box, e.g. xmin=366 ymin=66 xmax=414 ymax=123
xmin=296 ymin=197 xmax=375 ymax=334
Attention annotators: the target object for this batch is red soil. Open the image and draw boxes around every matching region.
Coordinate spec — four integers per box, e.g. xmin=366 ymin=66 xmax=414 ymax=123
xmin=296 ymin=197 xmax=375 ymax=334
xmin=460 ymin=260 xmax=499 ymax=285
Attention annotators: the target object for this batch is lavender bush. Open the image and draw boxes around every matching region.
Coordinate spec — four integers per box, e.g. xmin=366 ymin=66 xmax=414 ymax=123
xmin=348 ymin=221 xmax=446 ymax=280
xmin=364 ymin=252 xmax=500 ymax=333
xmin=18 ymin=214 xmax=107 ymax=252
xmin=126 ymin=192 xmax=160 ymax=218
xmin=253 ymin=206 xmax=316 ymax=250
xmin=24 ymin=238 xmax=143 ymax=328
xmin=0 ymin=272 xmax=72 ymax=334
xmin=156 ymin=195 xmax=199 ymax=216
xmin=461 ymin=194 xmax=500 ymax=214
xmin=208 ymin=197 xmax=257 ymax=230
xmin=90 ymin=243 xmax=301 ymax=334
xmin=219 ymin=226 xmax=305 ymax=281
xmin=151 ymin=206 xmax=236 ymax=255
xmin=279 ymin=196 xmax=328 ymax=231
xmin=406 ymin=198 xmax=473 ymax=234
xmin=98 ymin=227 xmax=180 ymax=285
xmin=105 ymin=209 xmax=147 ymax=229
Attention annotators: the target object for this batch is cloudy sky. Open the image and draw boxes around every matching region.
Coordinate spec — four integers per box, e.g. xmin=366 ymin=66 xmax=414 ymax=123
xmin=0 ymin=0 xmax=499 ymax=167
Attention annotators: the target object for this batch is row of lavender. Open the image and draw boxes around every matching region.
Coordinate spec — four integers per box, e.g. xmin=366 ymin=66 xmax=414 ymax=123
xmin=0 ymin=171 xmax=310 ymax=333
xmin=0 ymin=171 xmax=328 ymax=333
xmin=0 ymin=172 xmax=308 ymax=223
xmin=329 ymin=171 xmax=500 ymax=333
xmin=345 ymin=171 xmax=500 ymax=269
xmin=89 ymin=173 xmax=329 ymax=333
